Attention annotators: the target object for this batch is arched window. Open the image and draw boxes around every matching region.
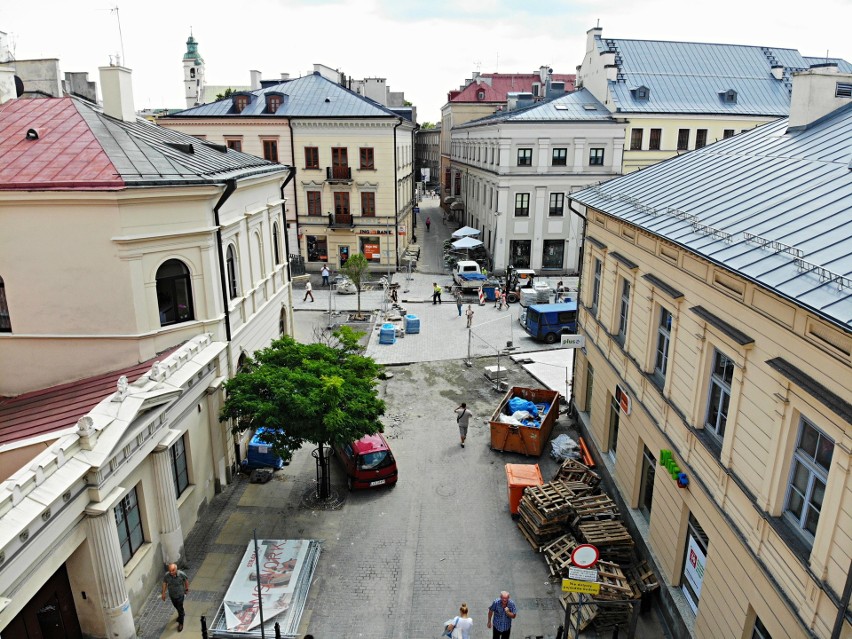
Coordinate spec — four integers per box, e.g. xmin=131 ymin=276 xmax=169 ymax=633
xmin=156 ymin=260 xmax=194 ymax=326
xmin=0 ymin=276 xmax=11 ymax=332
xmin=226 ymin=244 xmax=240 ymax=299
xmin=272 ymin=222 xmax=281 ymax=265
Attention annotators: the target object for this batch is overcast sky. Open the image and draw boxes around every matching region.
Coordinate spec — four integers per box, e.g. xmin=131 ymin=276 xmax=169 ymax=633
xmin=2 ymin=0 xmax=850 ymax=122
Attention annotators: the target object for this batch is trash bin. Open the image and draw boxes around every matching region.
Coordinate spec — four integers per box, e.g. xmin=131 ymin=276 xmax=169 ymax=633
xmin=404 ymin=314 xmax=420 ymax=334
xmin=505 ymin=463 xmax=543 ymax=516
xmin=483 ymin=285 xmax=497 ymax=301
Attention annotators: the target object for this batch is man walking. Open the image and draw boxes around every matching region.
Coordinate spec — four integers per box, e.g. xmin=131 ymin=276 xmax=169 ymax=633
xmin=465 ymin=304 xmax=474 ymax=328
xmin=321 ymin=264 xmax=330 ymax=287
xmin=487 ymin=591 xmax=517 ymax=639
xmin=432 ymin=282 xmax=442 ymax=304
xmin=304 ymin=280 xmax=314 ymax=302
xmin=454 ymin=287 xmax=463 ymax=317
xmin=454 ymin=402 xmax=473 ymax=447
xmin=162 ymin=563 xmax=190 ymax=632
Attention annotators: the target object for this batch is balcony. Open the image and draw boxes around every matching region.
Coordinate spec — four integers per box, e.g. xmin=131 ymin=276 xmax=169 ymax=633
xmin=326 ymin=166 xmax=352 ymax=182
xmin=328 ymin=213 xmax=354 ymax=228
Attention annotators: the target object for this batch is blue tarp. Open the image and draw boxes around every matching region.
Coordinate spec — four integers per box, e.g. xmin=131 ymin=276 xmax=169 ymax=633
xmin=458 ymin=273 xmax=487 ymax=282
xmin=507 ymin=397 xmax=539 ymax=417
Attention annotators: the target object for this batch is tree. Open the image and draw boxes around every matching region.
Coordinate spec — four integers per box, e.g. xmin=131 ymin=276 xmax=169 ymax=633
xmin=339 ymin=253 xmax=371 ymax=320
xmin=220 ymin=328 xmax=385 ymax=499
xmin=420 ymin=122 xmax=436 ymax=129
xmin=216 ymin=87 xmax=236 ymax=100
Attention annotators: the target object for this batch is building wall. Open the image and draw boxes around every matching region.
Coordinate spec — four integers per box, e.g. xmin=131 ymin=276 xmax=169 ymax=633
xmin=572 ymin=207 xmax=852 ymax=638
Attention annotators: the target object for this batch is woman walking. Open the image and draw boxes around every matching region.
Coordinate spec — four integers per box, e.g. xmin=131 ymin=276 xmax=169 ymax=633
xmin=445 ymin=603 xmax=474 ymax=638
xmin=425 ymin=216 xmax=431 ymax=232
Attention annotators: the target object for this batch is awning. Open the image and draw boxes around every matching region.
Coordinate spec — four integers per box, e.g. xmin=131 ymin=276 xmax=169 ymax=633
xmin=452 ymin=226 xmax=481 ymax=238
xmin=450 ymin=201 xmax=465 ymax=210
xmin=452 ymin=236 xmax=484 ymax=249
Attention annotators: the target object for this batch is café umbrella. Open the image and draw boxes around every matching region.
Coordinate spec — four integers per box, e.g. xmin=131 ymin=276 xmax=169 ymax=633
xmin=452 ymin=236 xmax=484 ymax=249
xmin=452 ymin=226 xmax=481 ymax=239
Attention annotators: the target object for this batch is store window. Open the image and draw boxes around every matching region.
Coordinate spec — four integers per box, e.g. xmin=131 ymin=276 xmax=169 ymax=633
xmin=307 ymin=235 xmax=328 ymax=262
xmin=542 ymin=240 xmax=564 ymax=270
xmin=509 ymin=240 xmax=531 ymax=268
xmin=171 ymin=436 xmax=189 ymax=498
xmin=639 ymin=447 xmax=656 ymax=518
xmin=360 ymin=236 xmax=381 ymax=263
xmin=114 ymin=487 xmax=144 ymax=565
xmin=681 ymin=514 xmax=709 ymax=614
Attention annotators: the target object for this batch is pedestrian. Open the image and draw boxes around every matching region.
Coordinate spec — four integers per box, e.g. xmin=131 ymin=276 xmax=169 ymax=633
xmin=426 ymin=216 xmax=431 ymax=232
xmin=465 ymin=304 xmax=474 ymax=328
xmin=321 ymin=264 xmax=330 ymax=287
xmin=390 ymin=286 xmax=399 ymax=303
xmin=433 ymin=282 xmax=443 ymax=304
xmin=494 ymin=286 xmax=502 ymax=309
xmin=500 ymin=290 xmax=507 ymax=310
xmin=162 ymin=563 xmax=189 ymax=632
xmin=445 ymin=602 xmax=474 ymax=639
xmin=303 ymin=280 xmax=314 ymax=302
xmin=555 ymin=280 xmax=565 ymax=302
xmin=455 ymin=287 xmax=463 ymax=316
xmin=487 ymin=591 xmax=517 ymax=639
xmin=454 ymin=402 xmax=473 ymax=447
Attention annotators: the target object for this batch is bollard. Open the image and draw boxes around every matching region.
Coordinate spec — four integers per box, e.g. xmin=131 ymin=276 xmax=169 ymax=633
xmin=274 ymin=621 xmax=281 ymax=639
xmin=201 ymin=615 xmax=208 ymax=638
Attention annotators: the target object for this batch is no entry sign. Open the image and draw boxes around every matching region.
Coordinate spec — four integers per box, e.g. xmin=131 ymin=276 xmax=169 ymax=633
xmin=571 ymin=544 xmax=599 ymax=568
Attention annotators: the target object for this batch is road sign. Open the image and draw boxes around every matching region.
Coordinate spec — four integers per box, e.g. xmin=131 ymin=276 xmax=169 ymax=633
xmin=568 ymin=567 xmax=598 ymax=582
xmin=413 ymin=207 xmax=420 ymax=213
xmin=571 ymin=544 xmax=599 ymax=568
xmin=560 ymin=334 xmax=586 ymax=349
xmin=561 ymin=578 xmax=601 ymax=594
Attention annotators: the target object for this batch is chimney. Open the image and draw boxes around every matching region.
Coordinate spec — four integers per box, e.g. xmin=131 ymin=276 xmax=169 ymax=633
xmin=250 ymin=70 xmax=262 ymax=90
xmin=770 ymin=64 xmax=784 ymax=81
xmin=788 ymin=65 xmax=852 ymax=130
xmin=280 ymin=73 xmax=290 ymax=81
xmin=0 ymin=64 xmax=16 ymax=103
xmin=539 ymin=65 xmax=550 ymax=84
xmin=98 ymin=64 xmax=136 ymax=122
xmin=586 ymin=25 xmax=603 ymax=56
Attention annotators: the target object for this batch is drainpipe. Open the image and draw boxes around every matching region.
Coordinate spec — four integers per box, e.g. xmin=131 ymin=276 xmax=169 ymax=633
xmin=279 ymin=166 xmax=297 ymax=280
xmin=567 ymin=198 xmax=588 ymax=414
xmin=286 ymin=120 xmax=300 ymax=262
xmin=393 ymin=117 xmax=403 ymax=270
xmin=213 ymin=179 xmax=237 ymax=343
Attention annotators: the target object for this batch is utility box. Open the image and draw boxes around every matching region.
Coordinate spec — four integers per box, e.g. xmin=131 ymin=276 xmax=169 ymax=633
xmin=484 ymin=365 xmax=507 ymax=381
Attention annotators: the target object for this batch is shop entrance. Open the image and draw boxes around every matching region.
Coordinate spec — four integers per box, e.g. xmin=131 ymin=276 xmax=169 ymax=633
xmin=338 ymin=245 xmax=350 ymax=267
xmin=5 ymin=564 xmax=82 ymax=638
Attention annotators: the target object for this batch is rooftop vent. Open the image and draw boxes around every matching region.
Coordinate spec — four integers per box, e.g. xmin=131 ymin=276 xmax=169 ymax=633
xmin=583 ymin=104 xmax=598 ymax=110
xmin=25 ymin=128 xmax=39 ymax=140
xmin=324 ymin=97 xmax=331 ymax=103
xmin=165 ymin=142 xmax=195 ymax=154
xmin=203 ymin=141 xmax=229 ymax=153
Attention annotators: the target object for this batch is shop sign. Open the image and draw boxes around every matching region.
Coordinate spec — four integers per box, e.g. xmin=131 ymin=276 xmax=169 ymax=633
xmin=363 ymin=242 xmax=380 ymax=260
xmin=561 ymin=578 xmax=601 ymax=594
xmin=659 ymin=449 xmax=689 ymax=487
xmin=560 ymin=335 xmax=586 ymax=349
xmin=359 ymin=229 xmax=392 ymax=235
xmin=683 ymin=535 xmax=706 ymax=602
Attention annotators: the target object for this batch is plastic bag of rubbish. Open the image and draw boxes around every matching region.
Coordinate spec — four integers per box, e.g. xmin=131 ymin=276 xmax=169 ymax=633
xmin=507 ymin=397 xmax=539 ymax=417
xmin=498 ymin=413 xmax=522 ymax=425
xmin=550 ymin=434 xmax=581 ymax=461
xmin=512 ymin=410 xmax=532 ymax=422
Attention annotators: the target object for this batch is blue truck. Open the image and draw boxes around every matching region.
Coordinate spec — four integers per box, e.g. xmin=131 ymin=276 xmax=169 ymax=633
xmin=521 ymin=301 xmax=578 ymax=343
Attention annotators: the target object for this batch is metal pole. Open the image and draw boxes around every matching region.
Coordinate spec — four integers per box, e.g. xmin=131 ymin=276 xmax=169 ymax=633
xmin=201 ymin=615 xmax=208 ymax=639
xmin=575 ymin=593 xmax=582 ymax=639
xmin=253 ymin=530 xmax=266 ymax=639
xmin=466 ymin=326 xmax=472 ymax=366
xmin=831 ymin=559 xmax=852 ymax=639
xmin=274 ymin=621 xmax=282 ymax=639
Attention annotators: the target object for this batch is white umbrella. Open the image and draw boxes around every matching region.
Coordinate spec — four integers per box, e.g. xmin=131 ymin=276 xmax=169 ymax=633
xmin=452 ymin=236 xmax=484 ymax=249
xmin=452 ymin=226 xmax=481 ymax=238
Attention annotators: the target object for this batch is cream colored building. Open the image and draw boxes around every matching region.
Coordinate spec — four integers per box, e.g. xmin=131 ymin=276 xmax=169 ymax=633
xmin=160 ymin=72 xmax=416 ymax=273
xmin=0 ymin=65 xmax=295 ymax=638
xmin=575 ymin=26 xmax=851 ymax=172
xmin=569 ymin=67 xmax=852 ymax=638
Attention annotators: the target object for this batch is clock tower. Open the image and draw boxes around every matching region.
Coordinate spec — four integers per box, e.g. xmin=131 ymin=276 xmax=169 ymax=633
xmin=182 ymin=33 xmax=205 ymax=108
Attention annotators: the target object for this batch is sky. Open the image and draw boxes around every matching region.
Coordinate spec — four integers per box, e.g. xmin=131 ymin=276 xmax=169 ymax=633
xmin=2 ymin=0 xmax=850 ymax=123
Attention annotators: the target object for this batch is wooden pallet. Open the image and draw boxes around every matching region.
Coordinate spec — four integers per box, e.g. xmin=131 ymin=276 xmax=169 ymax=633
xmin=541 ymin=533 xmax=577 ymax=577
xmin=570 ymin=493 xmax=619 ymax=521
xmin=560 ymin=592 xmax=598 ymax=631
xmin=576 ymin=520 xmax=635 ymax=564
xmin=554 ymin=458 xmax=601 ymax=486
xmin=593 ymin=560 xmax=636 ymax=601
xmin=525 ymin=481 xmax=578 ymax=518
xmin=625 ymin=559 xmax=660 ymax=593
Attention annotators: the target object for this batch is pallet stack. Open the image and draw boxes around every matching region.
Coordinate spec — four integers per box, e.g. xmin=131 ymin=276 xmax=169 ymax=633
xmin=576 ymin=520 xmax=635 ymax=564
xmin=569 ymin=493 xmax=619 ymax=527
xmin=554 ymin=458 xmax=600 ymax=486
xmin=541 ymin=533 xmax=578 ymax=578
xmin=516 ymin=481 xmax=580 ymax=550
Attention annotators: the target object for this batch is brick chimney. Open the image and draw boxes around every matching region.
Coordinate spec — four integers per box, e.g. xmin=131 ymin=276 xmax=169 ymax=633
xmin=788 ymin=65 xmax=852 ymax=130
xmin=0 ymin=65 xmax=16 ymax=103
xmin=98 ymin=64 xmax=136 ymax=122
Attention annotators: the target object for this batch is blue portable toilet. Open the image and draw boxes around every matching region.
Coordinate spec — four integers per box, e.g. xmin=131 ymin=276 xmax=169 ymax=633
xmin=379 ymin=323 xmax=396 ymax=344
xmin=404 ymin=314 xmax=420 ymax=334
xmin=243 ymin=428 xmax=286 ymax=470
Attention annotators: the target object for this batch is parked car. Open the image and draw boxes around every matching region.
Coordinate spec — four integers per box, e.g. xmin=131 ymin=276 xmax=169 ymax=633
xmin=334 ymin=433 xmax=398 ymax=491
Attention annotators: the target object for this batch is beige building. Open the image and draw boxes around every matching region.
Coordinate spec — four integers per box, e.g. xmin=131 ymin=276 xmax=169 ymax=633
xmin=0 ymin=65 xmax=295 ymax=638
xmin=160 ymin=70 xmax=416 ymax=273
xmin=569 ymin=67 xmax=852 ymax=638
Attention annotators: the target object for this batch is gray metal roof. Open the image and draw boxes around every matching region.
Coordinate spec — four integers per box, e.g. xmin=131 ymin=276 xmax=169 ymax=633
xmin=458 ymin=89 xmax=615 ymax=128
xmin=804 ymin=57 xmax=852 ymax=73
xmin=571 ymin=103 xmax=852 ymax=331
xmin=595 ymin=37 xmax=818 ymax=115
xmin=74 ymin=98 xmax=287 ymax=185
xmin=173 ymin=73 xmax=399 ymax=119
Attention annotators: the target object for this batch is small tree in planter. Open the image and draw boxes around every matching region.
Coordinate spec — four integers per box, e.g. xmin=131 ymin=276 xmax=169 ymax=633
xmin=339 ymin=253 xmax=371 ymax=320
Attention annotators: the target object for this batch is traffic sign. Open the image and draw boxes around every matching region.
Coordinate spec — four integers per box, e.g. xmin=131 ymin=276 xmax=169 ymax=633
xmin=568 ymin=567 xmax=598 ymax=582
xmin=561 ymin=578 xmax=601 ymax=594
xmin=413 ymin=207 xmax=420 ymax=213
xmin=560 ymin=334 xmax=586 ymax=349
xmin=571 ymin=544 xmax=599 ymax=568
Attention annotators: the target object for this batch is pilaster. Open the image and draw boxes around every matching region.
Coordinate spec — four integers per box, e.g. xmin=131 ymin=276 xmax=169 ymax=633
xmin=153 ymin=446 xmax=185 ymax=566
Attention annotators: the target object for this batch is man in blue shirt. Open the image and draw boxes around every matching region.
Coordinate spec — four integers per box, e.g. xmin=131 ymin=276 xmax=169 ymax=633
xmin=487 ymin=590 xmax=517 ymax=638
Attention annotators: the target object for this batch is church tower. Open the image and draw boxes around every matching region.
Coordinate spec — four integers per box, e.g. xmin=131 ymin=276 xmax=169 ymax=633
xmin=183 ymin=32 xmax=205 ymax=108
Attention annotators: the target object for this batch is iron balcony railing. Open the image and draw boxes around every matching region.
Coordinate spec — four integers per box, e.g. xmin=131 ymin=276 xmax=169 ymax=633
xmin=326 ymin=166 xmax=352 ymax=181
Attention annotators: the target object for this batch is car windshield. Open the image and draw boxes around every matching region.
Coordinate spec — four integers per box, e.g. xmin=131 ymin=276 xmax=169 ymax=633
xmin=358 ymin=450 xmax=392 ymax=470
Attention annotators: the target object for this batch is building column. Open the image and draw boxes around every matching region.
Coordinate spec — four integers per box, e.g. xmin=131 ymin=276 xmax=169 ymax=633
xmin=153 ymin=445 xmax=185 ymax=566
xmin=86 ymin=498 xmax=136 ymax=639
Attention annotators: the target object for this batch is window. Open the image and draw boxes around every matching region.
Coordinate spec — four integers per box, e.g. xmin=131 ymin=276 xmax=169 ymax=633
xmin=114 ymin=487 xmax=144 ymax=565
xmin=509 ymin=240 xmax=531 ymax=268
xmin=171 ymin=436 xmax=189 ymax=498
xmin=517 ymin=148 xmax=532 ymax=166
xmin=262 ymin=139 xmax=279 ymax=162
xmin=156 ymin=260 xmax=194 ymax=326
xmin=0 ymin=276 xmax=10 ymax=332
xmin=705 ymin=350 xmax=734 ymax=440
xmin=226 ymin=244 xmax=239 ymax=299
xmin=266 ymin=94 xmax=282 ymax=113
xmin=590 ymin=258 xmax=602 ymax=314
xmin=584 ymin=364 xmax=594 ymax=416
xmin=608 ymin=395 xmax=620 ymax=458
xmin=332 ymin=147 xmax=348 ymax=168
xmin=636 ymin=87 xmax=649 ymax=100
xmin=305 ymin=146 xmax=319 ymax=169
xmin=677 ymin=129 xmax=690 ymax=150
xmin=616 ymin=278 xmax=631 ymax=345
xmin=307 ymin=191 xmax=322 ymax=216
xmin=477 ymin=89 xmax=485 ymax=100
xmin=334 ymin=191 xmax=350 ymax=216
xmin=639 ymin=447 xmax=656 ymax=518
xmin=361 ymin=192 xmax=376 ymax=217
xmin=190 ymin=68 xmax=196 ymax=79
xmin=272 ymin=222 xmax=281 ymax=265
xmin=549 ymin=192 xmax=564 ymax=216
xmin=589 ymin=148 xmax=605 ymax=166
xmin=306 ymin=235 xmax=328 ymax=262
xmin=514 ymin=193 xmax=530 ymax=216
xmin=752 ymin=617 xmax=773 ymax=639
xmin=360 ymin=236 xmax=381 ymax=263
xmin=695 ymin=129 xmax=708 ymax=149
xmin=723 ymin=129 xmax=735 ymax=139
xmin=722 ymin=89 xmax=737 ymax=103
xmin=359 ymin=147 xmax=375 ymax=170
xmin=225 ymin=139 xmax=242 ymax=152
xmin=785 ymin=419 xmax=833 ymax=540
xmin=649 ymin=128 xmax=661 ymax=150
xmin=681 ymin=514 xmax=709 ymax=614
xmin=654 ymin=308 xmax=672 ymax=385
xmin=836 ymin=82 xmax=852 ymax=98
xmin=552 ymin=148 xmax=567 ymax=166
xmin=234 ymin=95 xmax=249 ymax=113
xmin=630 ymin=129 xmax=643 ymax=150
xmin=542 ymin=240 xmax=564 ymax=269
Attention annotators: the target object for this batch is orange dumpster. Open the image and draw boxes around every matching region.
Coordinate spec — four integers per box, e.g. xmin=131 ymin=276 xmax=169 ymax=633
xmin=505 ymin=463 xmax=543 ymax=516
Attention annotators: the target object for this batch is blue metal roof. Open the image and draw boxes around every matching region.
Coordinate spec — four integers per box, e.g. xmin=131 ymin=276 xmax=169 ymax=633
xmin=458 ymin=89 xmax=615 ymax=128
xmin=571 ymin=103 xmax=852 ymax=331
xmin=804 ymin=57 xmax=852 ymax=73
xmin=173 ymin=73 xmax=399 ymax=119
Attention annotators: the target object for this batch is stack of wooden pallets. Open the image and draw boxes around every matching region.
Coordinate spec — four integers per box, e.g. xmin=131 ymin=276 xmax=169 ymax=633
xmin=569 ymin=493 xmax=619 ymax=527
xmin=516 ymin=481 xmax=578 ymax=550
xmin=553 ymin=458 xmax=601 ymax=487
xmin=575 ymin=520 xmax=635 ymax=564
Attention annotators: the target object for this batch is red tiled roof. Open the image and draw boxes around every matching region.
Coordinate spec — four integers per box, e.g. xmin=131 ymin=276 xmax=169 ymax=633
xmin=449 ymin=73 xmax=576 ymax=103
xmin=0 ymin=353 xmax=166 ymax=446
xmin=0 ymin=97 xmax=124 ymax=190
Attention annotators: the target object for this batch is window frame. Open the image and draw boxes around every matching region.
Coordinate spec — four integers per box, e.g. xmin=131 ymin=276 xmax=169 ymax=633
xmin=630 ymin=128 xmax=643 ymax=150
xmin=361 ymin=191 xmax=376 ymax=217
xmin=307 ymin=191 xmax=322 ymax=216
xmin=590 ymin=258 xmax=602 ymax=315
xmin=514 ymin=192 xmax=530 ymax=217
xmin=517 ymin=148 xmax=532 ymax=166
xmin=272 ymin=222 xmax=281 ymax=265
xmin=695 ymin=129 xmax=708 ymax=149
xmin=704 ymin=349 xmax=734 ymax=441
xmin=171 ymin=435 xmax=190 ymax=498
xmin=549 ymin=192 xmax=565 ymax=216
xmin=114 ymin=486 xmax=145 ymax=565
xmin=266 ymin=95 xmax=282 ymax=113
xmin=677 ymin=129 xmax=690 ymax=151
xmin=653 ymin=307 xmax=672 ymax=386
xmin=649 ymin=128 xmax=661 ymax=150
xmin=262 ymin=139 xmax=279 ymax=163
xmin=784 ymin=418 xmax=834 ymax=542
xmin=615 ymin=278 xmax=631 ymax=345
xmin=225 ymin=139 xmax=243 ymax=152
xmin=608 ymin=395 xmax=620 ymax=459
xmin=156 ymin=259 xmax=195 ymax=327
xmin=226 ymin=243 xmax=240 ymax=300
xmin=359 ymin=147 xmax=375 ymax=170
xmin=551 ymin=147 xmax=568 ymax=166
xmin=589 ymin=148 xmax=605 ymax=166
xmin=0 ymin=276 xmax=12 ymax=332
xmin=304 ymin=146 xmax=319 ymax=169
xmin=723 ymin=129 xmax=735 ymax=139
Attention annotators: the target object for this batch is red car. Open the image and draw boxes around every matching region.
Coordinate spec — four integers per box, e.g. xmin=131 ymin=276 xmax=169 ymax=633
xmin=334 ymin=433 xmax=398 ymax=491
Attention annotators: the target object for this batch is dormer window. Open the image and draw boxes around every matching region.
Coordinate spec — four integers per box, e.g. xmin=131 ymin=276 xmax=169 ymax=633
xmin=477 ymin=90 xmax=485 ymax=101
xmin=632 ymin=85 xmax=650 ymax=100
xmin=233 ymin=94 xmax=250 ymax=113
xmin=266 ymin=94 xmax=283 ymax=113
xmin=721 ymin=89 xmax=738 ymax=104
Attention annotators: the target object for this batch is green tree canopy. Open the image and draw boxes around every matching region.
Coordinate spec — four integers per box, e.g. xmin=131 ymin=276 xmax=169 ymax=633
xmin=339 ymin=253 xmax=371 ymax=319
xmin=420 ymin=122 xmax=436 ymax=129
xmin=216 ymin=87 xmax=236 ymax=100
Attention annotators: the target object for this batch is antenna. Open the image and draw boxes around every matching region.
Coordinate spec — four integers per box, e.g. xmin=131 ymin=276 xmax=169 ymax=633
xmin=495 ymin=52 xmax=499 ymax=73
xmin=110 ymin=6 xmax=126 ymax=65
xmin=596 ymin=18 xmax=600 ymax=28
xmin=473 ymin=60 xmax=482 ymax=72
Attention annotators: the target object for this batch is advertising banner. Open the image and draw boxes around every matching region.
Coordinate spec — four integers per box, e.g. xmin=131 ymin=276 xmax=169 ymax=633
xmin=682 ymin=535 xmax=706 ymax=613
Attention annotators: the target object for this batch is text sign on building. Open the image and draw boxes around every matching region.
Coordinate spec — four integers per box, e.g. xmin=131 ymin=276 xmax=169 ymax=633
xmin=561 ymin=578 xmax=601 ymax=594
xmin=560 ymin=334 xmax=586 ymax=349
xmin=568 ymin=567 xmax=598 ymax=582
xmin=615 ymin=384 xmax=631 ymax=415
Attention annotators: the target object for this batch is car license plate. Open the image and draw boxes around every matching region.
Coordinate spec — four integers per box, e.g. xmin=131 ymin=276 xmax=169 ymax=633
xmin=370 ymin=479 xmax=386 ymax=487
